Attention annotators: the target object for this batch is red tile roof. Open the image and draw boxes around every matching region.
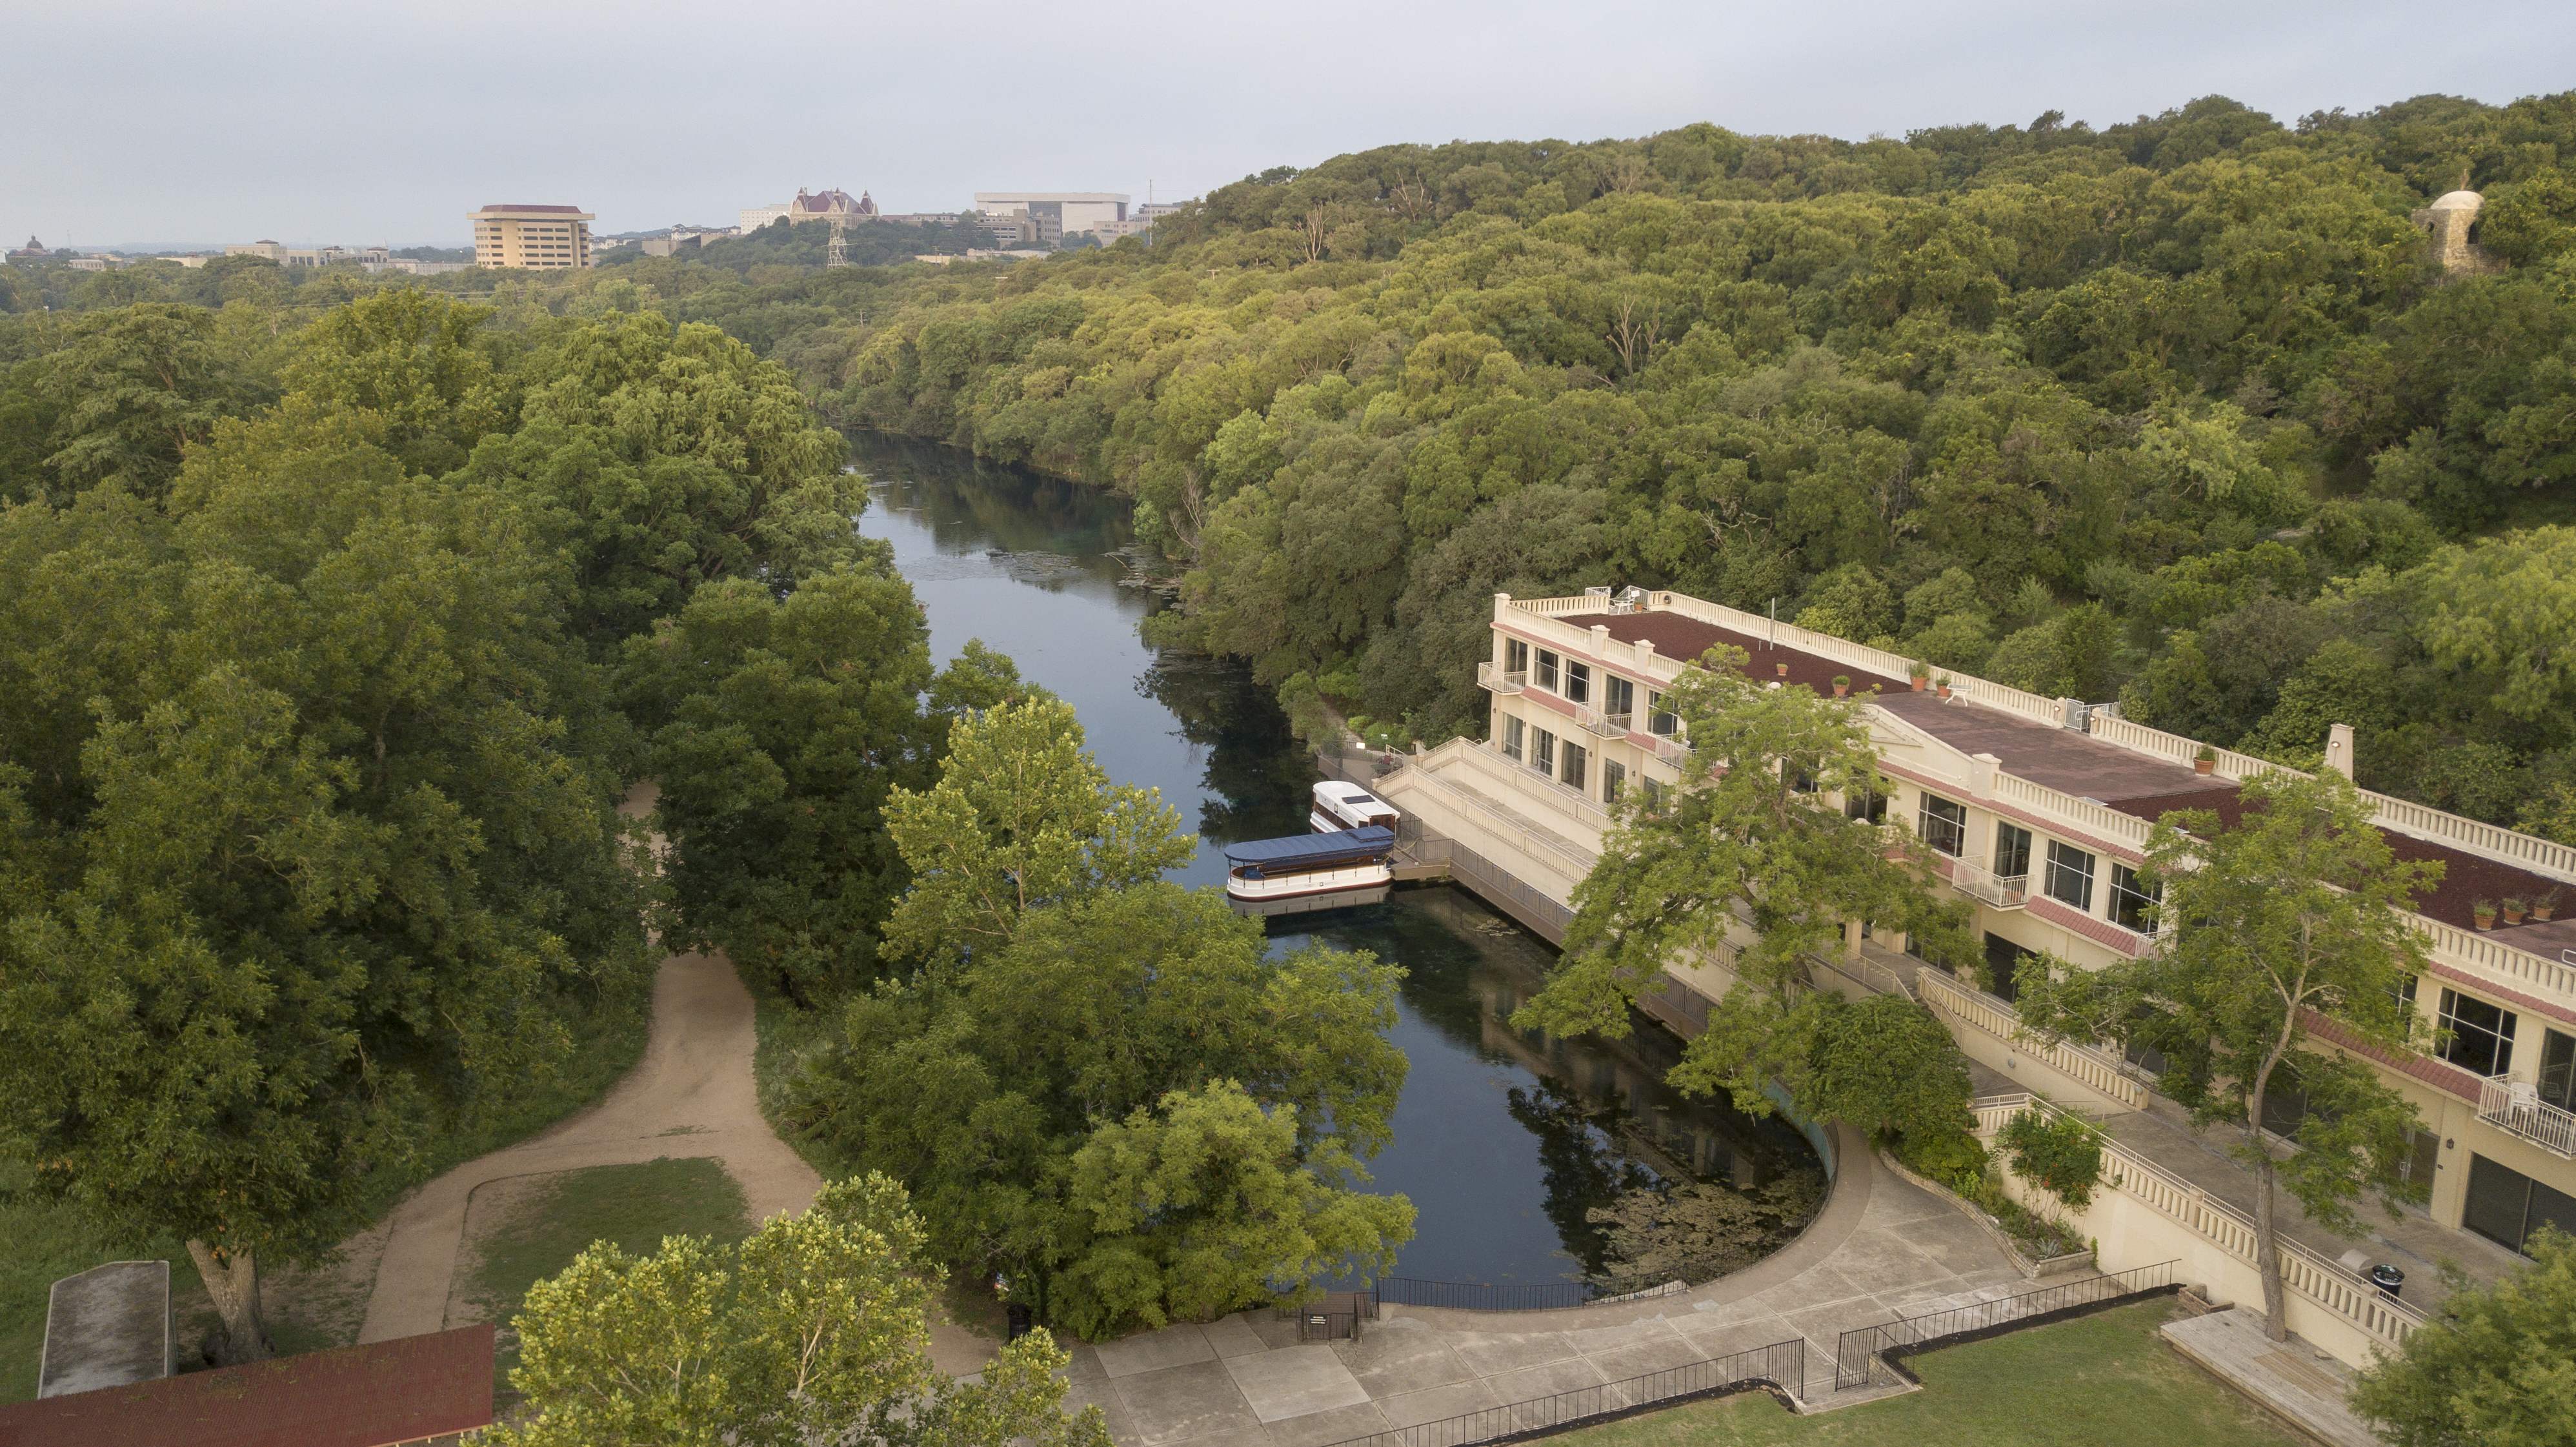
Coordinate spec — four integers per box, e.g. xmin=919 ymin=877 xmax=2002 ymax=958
xmin=0 ymin=1325 xmax=494 ymax=1447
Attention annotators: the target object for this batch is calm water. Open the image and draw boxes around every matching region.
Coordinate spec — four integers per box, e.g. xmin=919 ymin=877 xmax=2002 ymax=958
xmin=851 ymin=435 xmax=1816 ymax=1285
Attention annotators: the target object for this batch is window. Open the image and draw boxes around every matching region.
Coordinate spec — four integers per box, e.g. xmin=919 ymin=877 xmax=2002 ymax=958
xmin=2109 ymin=863 xmax=2159 ymax=933
xmin=1993 ymin=823 xmax=2032 ymax=880
xmin=1647 ymin=690 xmax=1678 ymax=736
xmin=1604 ymin=676 xmax=1635 ymax=722
xmin=1534 ymin=649 xmax=1560 ymax=692
xmin=1504 ymin=638 xmax=1529 ymax=676
xmin=1562 ymin=740 xmax=1588 ymax=791
xmin=1501 ymin=714 xmax=1525 ymax=762
xmin=1844 ymin=783 xmax=1886 ymax=824
xmin=1640 ymin=777 xmax=1667 ymax=813
xmin=1984 ymin=932 xmax=2037 ymax=1003
xmin=2043 ymin=841 xmax=2095 ymax=911
xmin=1789 ymin=759 xmax=1818 ymax=794
xmin=1602 ymin=758 xmax=1626 ymax=804
xmin=2437 ymin=988 xmax=2517 ymax=1078
xmin=1533 ymin=729 xmax=1556 ymax=775
xmin=1916 ymin=793 xmax=1966 ymax=857
xmin=1564 ymin=660 xmax=1591 ymax=705
xmin=2542 ymin=1029 xmax=2575 ymax=1113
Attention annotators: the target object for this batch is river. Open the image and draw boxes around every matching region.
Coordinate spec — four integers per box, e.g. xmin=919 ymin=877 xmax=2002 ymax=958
xmin=851 ymin=434 xmax=1816 ymax=1288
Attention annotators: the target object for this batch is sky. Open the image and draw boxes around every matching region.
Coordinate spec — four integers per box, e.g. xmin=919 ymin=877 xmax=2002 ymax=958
xmin=6 ymin=0 xmax=2573 ymax=250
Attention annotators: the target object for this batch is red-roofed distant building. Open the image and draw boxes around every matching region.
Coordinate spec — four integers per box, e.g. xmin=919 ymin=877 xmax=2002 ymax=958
xmin=0 ymin=1324 xmax=495 ymax=1447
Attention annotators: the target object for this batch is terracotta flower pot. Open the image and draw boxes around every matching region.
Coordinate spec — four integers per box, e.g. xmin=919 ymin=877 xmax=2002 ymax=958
xmin=2537 ymin=904 xmax=2557 ymax=922
xmin=1911 ymin=676 xmax=1928 ymax=691
xmin=2475 ymin=911 xmax=2497 ymax=931
xmin=1776 ymin=662 xmax=1789 ymax=678
xmin=2193 ymin=758 xmax=2215 ymax=776
xmin=2504 ymin=906 xmax=2526 ymax=926
xmin=1833 ymin=683 xmax=1849 ymax=698
xmin=1937 ymin=684 xmax=1952 ymax=699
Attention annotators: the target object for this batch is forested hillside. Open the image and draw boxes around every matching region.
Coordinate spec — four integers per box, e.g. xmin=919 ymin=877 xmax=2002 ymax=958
xmin=8 ymin=91 xmax=2576 ymax=838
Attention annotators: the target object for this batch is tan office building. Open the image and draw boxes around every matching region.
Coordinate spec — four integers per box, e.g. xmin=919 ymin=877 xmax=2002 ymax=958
xmin=468 ymin=204 xmax=593 ymax=270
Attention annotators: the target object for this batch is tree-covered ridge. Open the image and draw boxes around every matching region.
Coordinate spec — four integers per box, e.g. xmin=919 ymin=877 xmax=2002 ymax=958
xmin=777 ymin=91 xmax=2575 ymax=835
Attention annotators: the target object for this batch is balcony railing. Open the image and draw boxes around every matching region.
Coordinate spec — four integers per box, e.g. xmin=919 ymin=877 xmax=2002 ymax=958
xmin=1947 ymin=861 xmax=2029 ymax=909
xmin=1650 ymin=734 xmax=1689 ymax=768
xmin=1476 ymin=662 xmax=1526 ymax=694
xmin=1576 ymin=705 xmax=1632 ymax=740
xmin=2479 ymin=1076 xmax=2576 ymax=1159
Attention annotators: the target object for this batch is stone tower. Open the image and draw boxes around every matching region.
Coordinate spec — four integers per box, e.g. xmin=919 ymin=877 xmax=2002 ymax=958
xmin=2410 ymin=190 xmax=2504 ymax=279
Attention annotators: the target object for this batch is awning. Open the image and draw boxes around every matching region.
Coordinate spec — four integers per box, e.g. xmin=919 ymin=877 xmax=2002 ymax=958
xmin=1223 ymin=825 xmax=1394 ymax=873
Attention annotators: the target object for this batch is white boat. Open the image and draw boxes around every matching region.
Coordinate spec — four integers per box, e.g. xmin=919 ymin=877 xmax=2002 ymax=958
xmin=1312 ymin=780 xmax=1400 ymax=833
xmin=1224 ymin=825 xmax=1396 ymax=913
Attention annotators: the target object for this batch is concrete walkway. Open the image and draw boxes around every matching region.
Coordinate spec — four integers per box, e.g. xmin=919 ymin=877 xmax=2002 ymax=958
xmin=1057 ymin=1126 xmax=2033 ymax=1447
xmin=2162 ymin=1308 xmax=2379 ymax=1447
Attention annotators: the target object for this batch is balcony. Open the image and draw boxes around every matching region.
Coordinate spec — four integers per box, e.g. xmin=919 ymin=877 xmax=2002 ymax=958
xmin=1651 ymin=734 xmax=1690 ymax=768
xmin=1476 ymin=662 xmax=1527 ymax=694
xmin=1576 ymin=705 xmax=1633 ymax=740
xmin=2479 ymin=1076 xmax=2576 ymax=1159
xmin=1948 ymin=861 xmax=2030 ymax=910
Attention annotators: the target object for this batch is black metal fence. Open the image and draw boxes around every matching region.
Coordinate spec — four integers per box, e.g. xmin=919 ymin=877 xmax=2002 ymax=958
xmin=1833 ymin=1260 xmax=2179 ymax=1390
xmin=1374 ymin=1277 xmax=1598 ymax=1312
xmin=1283 ymin=1290 xmax=1381 ymax=1342
xmin=1316 ymin=1335 xmax=1807 ymax=1447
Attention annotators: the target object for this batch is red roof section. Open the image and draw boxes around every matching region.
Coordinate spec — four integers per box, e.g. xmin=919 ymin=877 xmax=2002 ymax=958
xmin=480 ymin=203 xmax=583 ymax=213
xmin=0 ymin=1325 xmax=494 ymax=1447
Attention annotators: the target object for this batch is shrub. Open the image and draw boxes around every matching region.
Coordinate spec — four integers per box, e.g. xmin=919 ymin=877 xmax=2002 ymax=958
xmin=1997 ymin=1108 xmax=2106 ymax=1209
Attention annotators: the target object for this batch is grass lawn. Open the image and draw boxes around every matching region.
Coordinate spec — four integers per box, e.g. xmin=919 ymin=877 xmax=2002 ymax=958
xmin=467 ymin=1156 xmax=753 ymax=1395
xmin=1549 ymin=1302 xmax=2303 ymax=1447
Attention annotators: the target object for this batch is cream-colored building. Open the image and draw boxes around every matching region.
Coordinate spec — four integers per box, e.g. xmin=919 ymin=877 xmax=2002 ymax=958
xmin=468 ymin=204 xmax=593 ymax=270
xmin=1367 ymin=585 xmax=2571 ymax=1366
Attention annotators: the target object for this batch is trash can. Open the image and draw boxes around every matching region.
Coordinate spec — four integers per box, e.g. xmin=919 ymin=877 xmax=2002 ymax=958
xmin=2368 ymin=1264 xmax=2404 ymax=1300
xmin=1005 ymin=1303 xmax=1034 ymax=1342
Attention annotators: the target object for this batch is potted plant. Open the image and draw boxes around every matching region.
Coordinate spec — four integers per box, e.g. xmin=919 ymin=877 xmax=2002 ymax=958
xmin=2473 ymin=898 xmax=2498 ymax=930
xmin=1833 ymin=674 xmax=1851 ymax=698
xmin=2193 ymin=744 xmax=2217 ymax=776
xmin=2503 ymin=897 xmax=2527 ymax=926
xmin=2537 ymin=889 xmax=2561 ymax=923
xmin=1776 ymin=661 xmax=1790 ymax=678
xmin=1936 ymin=674 xmax=1953 ymax=700
xmin=1910 ymin=661 xmax=1930 ymax=691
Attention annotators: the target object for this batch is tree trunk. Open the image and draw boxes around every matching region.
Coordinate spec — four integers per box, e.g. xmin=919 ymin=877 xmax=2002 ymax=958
xmin=2251 ymin=1158 xmax=2289 ymax=1342
xmin=186 ymin=1239 xmax=274 ymax=1364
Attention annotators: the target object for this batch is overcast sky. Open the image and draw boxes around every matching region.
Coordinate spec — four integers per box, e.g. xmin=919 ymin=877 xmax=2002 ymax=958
xmin=8 ymin=0 xmax=2572 ymax=248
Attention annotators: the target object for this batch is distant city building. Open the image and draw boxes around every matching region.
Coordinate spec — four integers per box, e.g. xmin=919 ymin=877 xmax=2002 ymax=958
xmin=913 ymin=248 xmax=1053 ymax=265
xmin=738 ymin=188 xmax=876 ymax=236
xmin=973 ymin=192 xmax=1129 ymax=248
xmin=468 ymin=203 xmax=594 ymax=270
xmin=8 ymin=235 xmax=48 ymax=263
xmin=225 ymin=239 xmax=286 ymax=261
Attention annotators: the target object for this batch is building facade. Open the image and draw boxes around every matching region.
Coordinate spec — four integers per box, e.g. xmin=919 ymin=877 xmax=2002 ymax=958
xmin=468 ymin=204 xmax=593 ymax=270
xmin=1418 ymin=588 xmax=2575 ymax=1268
xmin=972 ymin=192 xmax=1129 ymax=247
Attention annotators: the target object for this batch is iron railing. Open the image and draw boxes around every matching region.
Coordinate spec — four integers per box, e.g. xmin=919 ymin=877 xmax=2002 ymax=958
xmin=1282 ymin=1290 xmax=1380 ymax=1342
xmin=1316 ymin=1336 xmax=1808 ymax=1447
xmin=1374 ymin=1277 xmax=1597 ymax=1312
xmin=1576 ymin=704 xmax=1633 ymax=739
xmin=1475 ymin=662 xmax=1527 ymax=694
xmin=1833 ymin=1260 xmax=2177 ymax=1390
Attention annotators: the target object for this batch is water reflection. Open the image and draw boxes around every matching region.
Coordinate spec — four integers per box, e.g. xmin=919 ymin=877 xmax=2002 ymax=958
xmin=851 ymin=433 xmax=1820 ymax=1286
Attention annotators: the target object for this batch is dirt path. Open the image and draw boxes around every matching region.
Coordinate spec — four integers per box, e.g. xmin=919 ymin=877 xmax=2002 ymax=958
xmin=350 ymin=784 xmax=993 ymax=1373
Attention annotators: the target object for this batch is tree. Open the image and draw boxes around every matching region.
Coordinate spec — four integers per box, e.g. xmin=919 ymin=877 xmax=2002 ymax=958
xmin=792 ymin=882 xmax=1409 ymax=1331
xmin=490 ymin=1173 xmax=1112 ymax=1447
xmin=2016 ymin=767 xmax=2439 ymax=1342
xmin=0 ymin=301 xmax=273 ymax=507
xmin=625 ymin=565 xmax=979 ymax=998
xmin=2348 ymin=1228 xmax=2576 ymax=1446
xmin=1054 ymin=1082 xmax=1414 ymax=1340
xmin=881 ymin=696 xmax=1194 ymax=963
xmin=0 ymin=418 xmax=649 ymax=1362
xmin=1515 ymin=644 xmax=1975 ymax=1124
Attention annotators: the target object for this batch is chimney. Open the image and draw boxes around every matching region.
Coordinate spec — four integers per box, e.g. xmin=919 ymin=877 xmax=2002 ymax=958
xmin=2324 ymin=723 xmax=2355 ymax=779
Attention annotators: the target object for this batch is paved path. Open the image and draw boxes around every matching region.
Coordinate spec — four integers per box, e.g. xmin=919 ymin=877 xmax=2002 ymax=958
xmin=1059 ymin=1125 xmax=2033 ymax=1447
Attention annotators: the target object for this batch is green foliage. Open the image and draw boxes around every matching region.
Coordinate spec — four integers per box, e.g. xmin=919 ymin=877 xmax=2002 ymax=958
xmin=1516 ymin=643 xmax=1975 ymax=1121
xmin=2015 ymin=769 xmax=2436 ymax=1339
xmin=490 ymin=1173 xmax=1111 ymax=1447
xmin=1806 ymin=993 xmax=1976 ymax=1146
xmin=1995 ymin=1109 xmax=2106 ymax=1210
xmin=2348 ymin=1228 xmax=2576 ymax=1447
xmin=1056 ymin=1082 xmax=1414 ymax=1339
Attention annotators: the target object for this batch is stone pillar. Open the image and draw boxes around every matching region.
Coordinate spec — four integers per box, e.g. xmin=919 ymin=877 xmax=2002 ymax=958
xmin=1969 ymin=752 xmax=2000 ymax=799
xmin=1843 ymin=919 xmax=1864 ymax=960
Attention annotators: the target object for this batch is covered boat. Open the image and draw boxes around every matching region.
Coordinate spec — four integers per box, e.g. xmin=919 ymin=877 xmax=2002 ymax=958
xmin=1224 ymin=824 xmax=1396 ymax=914
xmin=1311 ymin=780 xmax=1400 ymax=833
